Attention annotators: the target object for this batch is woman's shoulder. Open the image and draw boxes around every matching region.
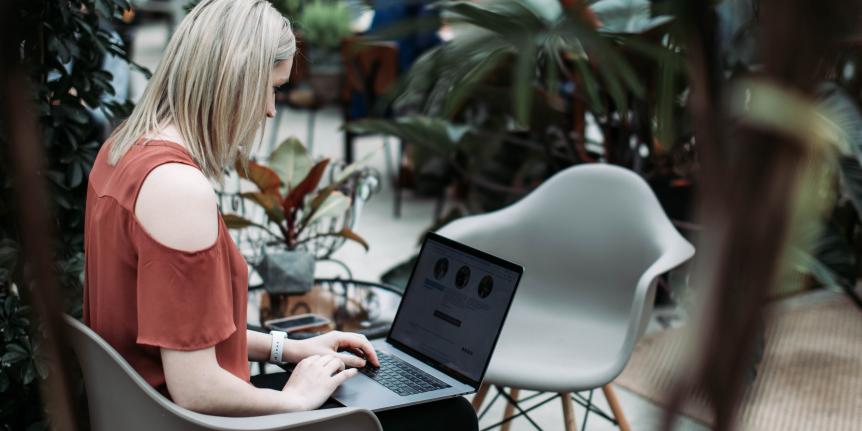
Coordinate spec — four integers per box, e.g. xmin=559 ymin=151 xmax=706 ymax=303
xmin=134 ymin=161 xmax=220 ymax=253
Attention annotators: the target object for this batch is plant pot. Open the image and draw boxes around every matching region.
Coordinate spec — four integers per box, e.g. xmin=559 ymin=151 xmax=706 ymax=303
xmin=254 ymin=249 xmax=316 ymax=295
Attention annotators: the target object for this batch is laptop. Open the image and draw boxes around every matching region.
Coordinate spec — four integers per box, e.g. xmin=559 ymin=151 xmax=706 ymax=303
xmin=332 ymin=232 xmax=523 ymax=411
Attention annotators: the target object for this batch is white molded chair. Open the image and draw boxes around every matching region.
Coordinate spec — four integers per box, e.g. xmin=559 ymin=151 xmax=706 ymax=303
xmin=64 ymin=316 xmax=382 ymax=431
xmin=437 ymin=164 xmax=694 ymax=430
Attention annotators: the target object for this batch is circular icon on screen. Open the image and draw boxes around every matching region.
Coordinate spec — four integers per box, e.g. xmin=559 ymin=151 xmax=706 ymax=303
xmin=478 ymin=275 xmax=494 ymax=298
xmin=455 ymin=266 xmax=471 ymax=289
xmin=433 ymin=258 xmax=449 ymax=280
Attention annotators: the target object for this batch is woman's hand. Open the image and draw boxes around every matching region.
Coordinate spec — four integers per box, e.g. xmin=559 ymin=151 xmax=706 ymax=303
xmin=284 ymin=331 xmax=380 ymax=368
xmin=282 ymin=354 xmax=358 ymax=410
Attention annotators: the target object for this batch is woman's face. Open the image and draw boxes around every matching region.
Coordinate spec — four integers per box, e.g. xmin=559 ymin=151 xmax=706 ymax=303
xmin=266 ymin=58 xmax=294 ymax=118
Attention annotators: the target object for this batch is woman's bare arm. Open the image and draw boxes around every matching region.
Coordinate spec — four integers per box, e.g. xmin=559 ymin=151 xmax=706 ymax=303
xmin=162 ymin=347 xmax=304 ymax=415
xmin=138 ymin=163 xmax=357 ymax=415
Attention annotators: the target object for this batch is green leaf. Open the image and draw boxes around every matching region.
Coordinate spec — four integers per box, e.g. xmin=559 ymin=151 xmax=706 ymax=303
xmin=333 ymin=146 xmax=380 ymax=184
xmin=591 ymin=0 xmax=674 ymax=34
xmin=443 ymin=46 xmax=510 ymax=117
xmin=1 ymin=343 xmax=29 ymax=364
xmin=838 ymin=157 xmax=862 ymax=216
xmin=268 ymin=137 xmax=312 ymax=191
xmin=22 ymin=362 xmax=36 ymax=385
xmin=305 ymin=191 xmax=350 ymax=227
xmin=347 ymin=117 xmax=470 ymax=155
xmin=512 ymin=40 xmax=537 ymax=127
xmin=573 ymin=56 xmax=605 ymax=114
xmin=818 ymin=84 xmax=862 ymax=159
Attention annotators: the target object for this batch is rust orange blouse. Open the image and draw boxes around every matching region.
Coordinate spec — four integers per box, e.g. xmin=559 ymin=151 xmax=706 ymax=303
xmin=83 ymin=140 xmax=249 ymax=395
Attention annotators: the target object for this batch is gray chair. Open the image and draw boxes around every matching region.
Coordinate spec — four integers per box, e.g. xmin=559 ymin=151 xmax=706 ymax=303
xmin=437 ymin=164 xmax=695 ymax=430
xmin=65 ymin=316 xmax=382 ymax=431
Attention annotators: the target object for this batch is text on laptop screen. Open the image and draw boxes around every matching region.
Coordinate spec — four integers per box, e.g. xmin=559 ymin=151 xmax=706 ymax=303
xmin=389 ymin=236 xmax=519 ymax=382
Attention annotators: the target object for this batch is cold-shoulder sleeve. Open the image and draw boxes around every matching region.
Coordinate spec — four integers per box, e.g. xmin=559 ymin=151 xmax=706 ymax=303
xmin=132 ymin=221 xmax=237 ymax=350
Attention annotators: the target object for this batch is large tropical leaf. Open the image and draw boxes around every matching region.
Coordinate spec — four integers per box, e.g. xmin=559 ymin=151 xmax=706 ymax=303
xmin=818 ymin=84 xmax=862 ymax=213
xmin=794 ymin=223 xmax=856 ymax=295
xmin=347 ymin=116 xmax=471 ymax=155
xmin=269 ymin=136 xmax=313 ymax=192
xmin=240 ymin=192 xmax=284 ymax=224
xmin=304 ymin=191 xmax=351 ymax=227
xmin=235 ymin=160 xmax=281 ymax=196
xmin=590 ymin=0 xmax=674 ymax=34
xmin=308 ymin=147 xmax=381 ymax=214
xmin=223 ymin=214 xmax=261 ymax=230
xmin=281 ymin=158 xmax=330 ymax=217
xmin=335 ymin=227 xmax=370 ymax=251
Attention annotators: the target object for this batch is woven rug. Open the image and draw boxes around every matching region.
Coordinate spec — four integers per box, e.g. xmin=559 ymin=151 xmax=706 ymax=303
xmin=614 ymin=297 xmax=862 ymax=430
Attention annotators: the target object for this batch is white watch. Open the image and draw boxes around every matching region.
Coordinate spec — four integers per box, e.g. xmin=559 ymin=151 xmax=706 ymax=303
xmin=269 ymin=330 xmax=287 ymax=364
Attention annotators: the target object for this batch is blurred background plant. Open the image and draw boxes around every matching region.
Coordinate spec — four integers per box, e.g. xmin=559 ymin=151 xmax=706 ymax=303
xmin=0 ymin=0 xmax=143 ymax=429
xmin=350 ymin=0 xmax=691 ymax=224
xmin=299 ymin=0 xmax=353 ymax=51
xmin=298 ymin=0 xmax=354 ymax=103
xmin=351 ymin=0 xmax=862 ymax=311
xmin=270 ymin=0 xmax=303 ymax=17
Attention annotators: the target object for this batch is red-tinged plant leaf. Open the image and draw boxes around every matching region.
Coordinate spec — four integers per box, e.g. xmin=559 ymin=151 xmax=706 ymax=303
xmin=282 ymin=158 xmax=330 ymax=216
xmin=222 ymin=214 xmax=256 ymax=229
xmin=236 ymin=160 xmax=281 ymax=196
xmin=309 ymin=147 xmax=380 ymax=210
xmin=222 ymin=213 xmax=283 ymax=241
xmin=300 ymin=227 xmax=370 ymax=251
xmin=241 ymin=192 xmax=284 ymax=223
xmin=337 ymin=227 xmax=369 ymax=251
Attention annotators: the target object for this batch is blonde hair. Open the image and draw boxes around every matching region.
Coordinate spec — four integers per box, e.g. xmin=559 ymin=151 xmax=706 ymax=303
xmin=108 ymin=0 xmax=296 ymax=178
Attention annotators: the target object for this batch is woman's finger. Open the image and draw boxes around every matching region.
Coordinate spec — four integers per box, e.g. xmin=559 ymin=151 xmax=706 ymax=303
xmin=331 ymin=368 xmax=359 ymax=386
xmin=337 ymin=352 xmax=367 ymax=368
xmin=337 ymin=333 xmax=379 ymax=366
xmin=317 ymin=354 xmax=338 ymax=367
xmin=323 ymin=356 xmax=346 ymax=374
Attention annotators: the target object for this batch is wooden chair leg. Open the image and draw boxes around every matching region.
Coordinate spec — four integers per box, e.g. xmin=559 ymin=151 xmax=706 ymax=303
xmin=561 ymin=392 xmax=577 ymax=431
xmin=472 ymin=383 xmax=490 ymax=411
xmin=501 ymin=388 xmax=520 ymax=431
xmin=602 ymin=384 xmax=631 ymax=431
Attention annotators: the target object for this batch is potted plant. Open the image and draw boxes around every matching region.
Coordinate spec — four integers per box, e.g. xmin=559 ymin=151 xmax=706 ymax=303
xmin=297 ymin=0 xmax=353 ymax=103
xmin=223 ymin=137 xmax=370 ymax=294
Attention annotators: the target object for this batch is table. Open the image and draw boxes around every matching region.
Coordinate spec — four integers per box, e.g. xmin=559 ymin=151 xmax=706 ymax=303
xmin=258 ymin=278 xmax=404 ymax=340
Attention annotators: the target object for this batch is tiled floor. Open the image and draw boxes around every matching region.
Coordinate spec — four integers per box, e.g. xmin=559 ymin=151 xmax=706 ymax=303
xmin=129 ymin=22 xmax=710 ymax=430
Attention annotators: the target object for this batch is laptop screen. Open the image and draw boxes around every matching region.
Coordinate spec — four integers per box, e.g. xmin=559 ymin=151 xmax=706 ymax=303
xmin=387 ymin=233 xmax=522 ymax=386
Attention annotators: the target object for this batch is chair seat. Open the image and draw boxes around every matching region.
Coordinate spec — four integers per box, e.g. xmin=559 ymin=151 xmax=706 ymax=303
xmin=484 ymin=306 xmax=630 ymax=392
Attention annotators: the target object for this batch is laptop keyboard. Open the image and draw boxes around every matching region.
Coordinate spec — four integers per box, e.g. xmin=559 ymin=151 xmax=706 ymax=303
xmin=358 ymin=350 xmax=451 ymax=396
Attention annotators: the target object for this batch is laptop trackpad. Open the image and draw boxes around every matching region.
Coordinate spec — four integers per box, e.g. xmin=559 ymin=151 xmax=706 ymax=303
xmin=332 ymin=371 xmax=396 ymax=410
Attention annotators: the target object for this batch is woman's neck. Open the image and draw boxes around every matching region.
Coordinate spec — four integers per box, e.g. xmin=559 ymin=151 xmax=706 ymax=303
xmin=146 ymin=124 xmax=188 ymax=149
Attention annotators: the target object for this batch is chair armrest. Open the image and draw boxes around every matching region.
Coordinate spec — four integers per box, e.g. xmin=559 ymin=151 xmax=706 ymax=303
xmin=620 ymin=237 xmax=696 ymax=358
xmin=177 ymin=406 xmax=382 ymax=431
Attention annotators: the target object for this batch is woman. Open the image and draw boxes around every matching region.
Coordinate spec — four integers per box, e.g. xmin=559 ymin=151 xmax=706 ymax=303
xmin=83 ymin=0 xmax=477 ymax=429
